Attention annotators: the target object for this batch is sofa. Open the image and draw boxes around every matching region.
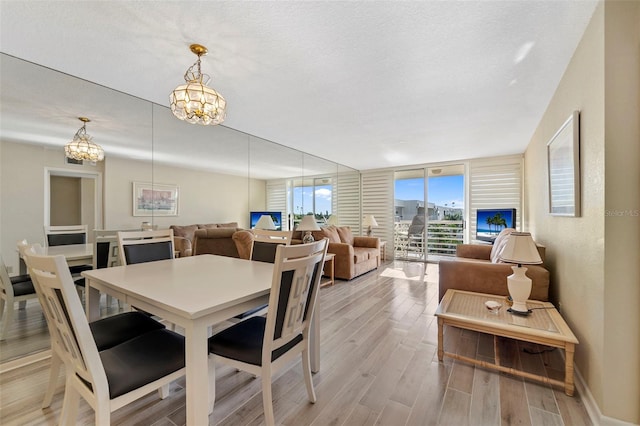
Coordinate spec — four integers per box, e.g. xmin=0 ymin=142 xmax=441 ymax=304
xmin=438 ymin=228 xmax=550 ymax=301
xmin=293 ymin=225 xmax=379 ymax=280
xmin=191 ymin=227 xmax=254 ymax=259
xmin=170 ymin=222 xmax=239 ymax=257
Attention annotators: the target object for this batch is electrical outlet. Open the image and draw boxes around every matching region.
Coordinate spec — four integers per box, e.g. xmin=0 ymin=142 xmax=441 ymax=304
xmin=6 ymin=265 xmax=13 ymax=274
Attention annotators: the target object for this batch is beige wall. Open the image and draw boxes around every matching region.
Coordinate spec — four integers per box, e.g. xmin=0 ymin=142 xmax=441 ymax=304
xmin=524 ymin=1 xmax=639 ymax=423
xmin=1 ymin=141 xmax=267 ymax=273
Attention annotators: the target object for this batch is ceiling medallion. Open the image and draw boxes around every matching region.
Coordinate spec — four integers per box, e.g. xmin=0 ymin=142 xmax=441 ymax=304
xmin=64 ymin=117 xmax=105 ymax=162
xmin=170 ymin=44 xmax=226 ymax=126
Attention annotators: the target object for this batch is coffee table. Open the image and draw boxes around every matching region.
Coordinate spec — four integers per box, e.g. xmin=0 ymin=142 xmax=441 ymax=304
xmin=435 ymin=289 xmax=579 ymax=396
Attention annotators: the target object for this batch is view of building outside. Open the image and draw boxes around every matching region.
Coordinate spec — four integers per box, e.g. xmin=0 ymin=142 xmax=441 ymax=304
xmin=292 ymin=182 xmax=332 ymax=224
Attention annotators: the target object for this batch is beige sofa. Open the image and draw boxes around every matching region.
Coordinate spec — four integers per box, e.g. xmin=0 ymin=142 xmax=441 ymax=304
xmin=170 ymin=222 xmax=239 ymax=257
xmin=192 ymin=228 xmax=253 ymax=259
xmin=293 ymin=225 xmax=379 ymax=280
xmin=438 ymin=228 xmax=550 ymax=301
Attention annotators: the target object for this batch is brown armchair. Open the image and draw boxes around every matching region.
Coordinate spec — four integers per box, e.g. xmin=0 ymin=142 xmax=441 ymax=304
xmin=438 ymin=228 xmax=550 ymax=301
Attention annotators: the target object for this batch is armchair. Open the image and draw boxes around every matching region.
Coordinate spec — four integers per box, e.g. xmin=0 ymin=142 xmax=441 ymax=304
xmin=438 ymin=228 xmax=550 ymax=301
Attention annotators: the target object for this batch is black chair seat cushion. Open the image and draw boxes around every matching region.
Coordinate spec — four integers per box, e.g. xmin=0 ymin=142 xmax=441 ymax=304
xmin=208 ymin=316 xmax=303 ymax=366
xmin=100 ymin=329 xmax=185 ymax=399
xmin=11 ymin=279 xmax=35 ymax=297
xmin=89 ymin=311 xmax=166 ymax=351
xmin=69 ymin=264 xmax=93 ymax=275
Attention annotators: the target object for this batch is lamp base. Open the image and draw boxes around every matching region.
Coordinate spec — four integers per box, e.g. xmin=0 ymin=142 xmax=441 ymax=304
xmin=302 ymin=232 xmax=315 ymax=244
xmin=507 ymin=265 xmax=532 ymax=314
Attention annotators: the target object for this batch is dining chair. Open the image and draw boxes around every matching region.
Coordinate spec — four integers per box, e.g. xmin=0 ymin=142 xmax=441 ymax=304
xmin=250 ymin=229 xmax=293 ymax=263
xmin=0 ymin=254 xmax=38 ymax=341
xmin=22 ymin=246 xmax=185 ymax=424
xmin=19 ymin=243 xmax=169 ymax=408
xmin=208 ymin=239 xmax=328 ymax=426
xmin=44 ymin=224 xmax=93 ymax=276
xmin=93 ymin=230 xmax=124 ymax=309
xmin=117 ymin=229 xmax=175 ymax=266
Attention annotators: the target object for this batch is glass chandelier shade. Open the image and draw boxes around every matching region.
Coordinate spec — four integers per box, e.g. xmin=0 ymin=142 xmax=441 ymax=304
xmin=64 ymin=117 xmax=105 ymax=162
xmin=170 ymin=44 xmax=226 ymax=126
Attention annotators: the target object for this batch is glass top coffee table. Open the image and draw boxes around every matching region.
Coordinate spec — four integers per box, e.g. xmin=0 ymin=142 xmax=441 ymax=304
xmin=435 ymin=289 xmax=579 ymax=396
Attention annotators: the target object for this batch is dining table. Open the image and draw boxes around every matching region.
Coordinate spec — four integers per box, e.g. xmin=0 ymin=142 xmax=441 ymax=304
xmin=82 ymin=254 xmax=321 ymax=425
xmin=18 ymin=243 xmax=93 ymax=274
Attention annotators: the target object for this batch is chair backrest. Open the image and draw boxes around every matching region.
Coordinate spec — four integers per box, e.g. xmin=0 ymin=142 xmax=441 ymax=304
xmin=0 ymin=255 xmax=14 ymax=300
xmin=251 ymin=230 xmax=293 ymax=263
xmin=262 ymin=239 xmax=328 ymax=363
xmin=44 ymin=225 xmax=88 ymax=247
xmin=22 ymin=248 xmax=110 ymax=401
xmin=407 ymin=210 xmax=425 ymax=236
xmin=93 ymin=230 xmax=122 ymax=269
xmin=117 ymin=229 xmax=175 ymax=265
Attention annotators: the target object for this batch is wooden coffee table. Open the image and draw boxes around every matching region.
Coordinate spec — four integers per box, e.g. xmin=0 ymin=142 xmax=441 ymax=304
xmin=435 ymin=289 xmax=579 ymax=396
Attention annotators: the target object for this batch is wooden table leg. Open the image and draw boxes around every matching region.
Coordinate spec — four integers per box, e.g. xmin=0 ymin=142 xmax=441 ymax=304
xmin=564 ymin=343 xmax=575 ymax=396
xmin=494 ymin=335 xmax=500 ymax=366
xmin=437 ymin=318 xmax=444 ymax=361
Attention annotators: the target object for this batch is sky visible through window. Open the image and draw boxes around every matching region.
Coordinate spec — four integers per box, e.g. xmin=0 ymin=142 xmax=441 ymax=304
xmin=396 ymin=175 xmax=464 ymax=208
xmin=293 ymin=185 xmax=331 ymax=217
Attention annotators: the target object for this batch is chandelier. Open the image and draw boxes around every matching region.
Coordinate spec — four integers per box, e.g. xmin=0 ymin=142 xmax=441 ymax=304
xmin=170 ymin=44 xmax=226 ymax=126
xmin=64 ymin=117 xmax=105 ymax=162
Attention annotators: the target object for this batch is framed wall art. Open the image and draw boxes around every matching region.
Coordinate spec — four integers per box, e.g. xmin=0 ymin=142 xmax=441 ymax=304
xmin=132 ymin=182 xmax=179 ymax=216
xmin=547 ymin=111 xmax=580 ymax=216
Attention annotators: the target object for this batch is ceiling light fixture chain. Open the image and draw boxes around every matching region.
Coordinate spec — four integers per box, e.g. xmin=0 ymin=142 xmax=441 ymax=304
xmin=170 ymin=43 xmax=226 ymax=126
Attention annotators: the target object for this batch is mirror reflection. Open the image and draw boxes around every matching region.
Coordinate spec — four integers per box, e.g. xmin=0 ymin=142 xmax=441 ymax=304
xmin=0 ymin=53 xmax=359 ymax=364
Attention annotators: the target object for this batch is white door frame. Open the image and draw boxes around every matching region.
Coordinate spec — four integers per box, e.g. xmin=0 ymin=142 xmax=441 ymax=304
xmin=44 ymin=167 xmax=103 ymax=229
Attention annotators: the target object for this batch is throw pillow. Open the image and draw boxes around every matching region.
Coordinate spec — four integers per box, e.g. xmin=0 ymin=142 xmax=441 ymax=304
xmin=321 ymin=226 xmax=341 ymax=243
xmin=217 ymin=222 xmax=239 ymax=228
xmin=336 ymin=226 xmax=354 ymax=245
xmin=490 ymin=228 xmax=516 ymax=263
xmin=170 ymin=224 xmax=198 ymax=242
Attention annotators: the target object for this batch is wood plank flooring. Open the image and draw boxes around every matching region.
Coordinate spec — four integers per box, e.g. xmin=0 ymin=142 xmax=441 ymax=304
xmin=0 ymin=261 xmax=592 ymax=425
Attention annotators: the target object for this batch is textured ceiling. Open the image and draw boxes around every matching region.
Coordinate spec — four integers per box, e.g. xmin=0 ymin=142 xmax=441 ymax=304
xmin=0 ymin=1 xmax=598 ymax=171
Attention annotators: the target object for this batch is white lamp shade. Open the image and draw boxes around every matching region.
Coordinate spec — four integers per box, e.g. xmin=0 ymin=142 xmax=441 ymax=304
xmin=297 ymin=215 xmax=320 ymax=231
xmin=362 ymin=215 xmax=378 ymax=227
xmin=499 ymin=232 xmax=542 ymax=265
xmin=326 ymin=215 xmax=339 ymax=226
xmin=255 ymin=214 xmax=276 ymax=230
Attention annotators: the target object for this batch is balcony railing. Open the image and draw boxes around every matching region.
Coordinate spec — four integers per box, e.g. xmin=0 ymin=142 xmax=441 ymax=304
xmin=394 ymin=220 xmax=464 ymax=259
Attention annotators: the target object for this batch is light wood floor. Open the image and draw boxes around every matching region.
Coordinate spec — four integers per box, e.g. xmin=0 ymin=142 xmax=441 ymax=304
xmin=0 ymin=261 xmax=592 ymax=426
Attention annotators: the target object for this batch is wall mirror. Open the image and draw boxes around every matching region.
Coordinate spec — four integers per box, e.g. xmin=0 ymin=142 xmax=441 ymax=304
xmin=0 ymin=53 xmax=359 ymax=364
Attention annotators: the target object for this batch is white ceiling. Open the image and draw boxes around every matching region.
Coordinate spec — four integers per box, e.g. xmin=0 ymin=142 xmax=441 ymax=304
xmin=0 ymin=1 xmax=598 ymax=172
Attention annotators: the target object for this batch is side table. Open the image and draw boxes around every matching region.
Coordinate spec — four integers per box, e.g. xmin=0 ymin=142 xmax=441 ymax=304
xmin=320 ymin=253 xmax=336 ymax=287
xmin=435 ymin=289 xmax=579 ymax=396
xmin=379 ymin=241 xmax=387 ymax=262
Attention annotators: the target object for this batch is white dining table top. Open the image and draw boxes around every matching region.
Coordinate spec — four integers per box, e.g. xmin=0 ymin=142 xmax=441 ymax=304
xmin=43 ymin=243 xmax=93 ymax=260
xmin=82 ymin=254 xmax=274 ymax=320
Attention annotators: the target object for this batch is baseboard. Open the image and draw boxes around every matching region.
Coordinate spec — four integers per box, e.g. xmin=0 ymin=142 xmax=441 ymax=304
xmin=574 ymin=364 xmax=638 ymax=426
xmin=0 ymin=349 xmax=51 ymax=374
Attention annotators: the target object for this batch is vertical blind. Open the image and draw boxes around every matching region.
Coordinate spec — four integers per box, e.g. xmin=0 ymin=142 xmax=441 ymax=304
xmin=360 ymin=170 xmax=394 ymax=257
xmin=468 ymin=156 xmax=523 ymax=240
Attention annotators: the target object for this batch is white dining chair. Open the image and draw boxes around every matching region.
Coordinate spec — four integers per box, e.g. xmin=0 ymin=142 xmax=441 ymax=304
xmin=0 ymin=254 xmax=38 ymax=341
xmin=208 ymin=239 xmax=328 ymax=426
xmin=117 ymin=229 xmax=175 ymax=266
xmin=22 ymin=246 xmax=185 ymax=424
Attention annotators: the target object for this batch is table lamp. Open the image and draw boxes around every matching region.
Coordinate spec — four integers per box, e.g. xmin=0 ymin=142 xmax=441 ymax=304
xmin=326 ymin=215 xmax=339 ymax=226
xmin=297 ymin=214 xmax=320 ymax=243
xmin=499 ymin=232 xmax=543 ymax=314
xmin=255 ymin=214 xmax=276 ymax=230
xmin=362 ymin=215 xmax=378 ymax=237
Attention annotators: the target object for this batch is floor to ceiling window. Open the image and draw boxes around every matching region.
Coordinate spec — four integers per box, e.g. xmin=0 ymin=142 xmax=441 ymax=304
xmin=291 ymin=177 xmax=332 ymax=226
xmin=394 ymin=165 xmax=465 ymax=262
xmin=426 ymin=165 xmax=465 ymax=260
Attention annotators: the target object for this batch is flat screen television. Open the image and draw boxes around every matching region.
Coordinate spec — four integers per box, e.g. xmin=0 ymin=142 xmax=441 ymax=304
xmin=249 ymin=211 xmax=283 ymax=230
xmin=476 ymin=208 xmax=516 ymax=243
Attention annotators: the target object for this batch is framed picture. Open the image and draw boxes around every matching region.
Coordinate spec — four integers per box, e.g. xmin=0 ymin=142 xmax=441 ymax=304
xmin=132 ymin=182 xmax=179 ymax=216
xmin=547 ymin=111 xmax=580 ymax=216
